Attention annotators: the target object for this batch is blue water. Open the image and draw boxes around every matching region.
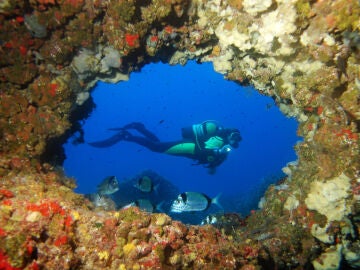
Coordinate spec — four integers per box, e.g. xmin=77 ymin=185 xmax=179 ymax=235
xmin=63 ymin=61 xmax=300 ymax=218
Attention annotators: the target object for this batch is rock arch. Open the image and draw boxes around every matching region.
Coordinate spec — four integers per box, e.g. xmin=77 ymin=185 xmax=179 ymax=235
xmin=0 ymin=0 xmax=359 ymax=269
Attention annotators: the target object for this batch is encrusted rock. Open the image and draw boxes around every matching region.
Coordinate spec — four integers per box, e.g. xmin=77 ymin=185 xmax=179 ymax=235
xmin=0 ymin=0 xmax=359 ymax=269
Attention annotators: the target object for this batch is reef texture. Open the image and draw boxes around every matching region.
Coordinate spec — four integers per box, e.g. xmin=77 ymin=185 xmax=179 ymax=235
xmin=0 ymin=0 xmax=359 ymax=269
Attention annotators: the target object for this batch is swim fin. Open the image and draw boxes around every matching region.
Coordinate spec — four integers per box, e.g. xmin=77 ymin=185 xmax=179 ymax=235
xmin=88 ymin=130 xmax=130 ymax=148
xmin=110 ymin=122 xmax=160 ymax=142
xmin=108 ymin=122 xmax=144 ymax=131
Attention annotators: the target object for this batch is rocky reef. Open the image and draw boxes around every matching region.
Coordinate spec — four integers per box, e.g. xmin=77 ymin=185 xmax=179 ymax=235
xmin=0 ymin=0 xmax=359 ymax=269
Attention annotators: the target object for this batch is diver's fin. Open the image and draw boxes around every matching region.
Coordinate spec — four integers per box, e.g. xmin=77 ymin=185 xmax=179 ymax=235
xmin=108 ymin=122 xmax=144 ymax=131
xmin=120 ymin=122 xmax=160 ymax=142
xmin=108 ymin=127 xmax=123 ymax=131
xmin=88 ymin=131 xmax=128 ymax=148
xmin=122 ymin=122 xmax=145 ymax=130
xmin=211 ymin=193 xmax=223 ymax=210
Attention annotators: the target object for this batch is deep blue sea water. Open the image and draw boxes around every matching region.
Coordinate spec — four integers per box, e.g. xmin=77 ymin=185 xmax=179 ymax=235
xmin=63 ymin=61 xmax=300 ymax=221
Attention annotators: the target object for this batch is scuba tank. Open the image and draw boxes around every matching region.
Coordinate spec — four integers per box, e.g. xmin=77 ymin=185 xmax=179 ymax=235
xmin=181 ymin=120 xmax=222 ymax=141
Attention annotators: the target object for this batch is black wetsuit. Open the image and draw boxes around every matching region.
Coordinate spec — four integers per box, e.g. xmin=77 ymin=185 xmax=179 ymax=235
xmin=89 ymin=122 xmax=239 ymax=171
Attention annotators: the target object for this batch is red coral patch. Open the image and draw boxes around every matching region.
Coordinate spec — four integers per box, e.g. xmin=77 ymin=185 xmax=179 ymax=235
xmin=15 ymin=16 xmax=24 ymax=23
xmin=49 ymin=83 xmax=58 ymax=97
xmin=0 ymin=228 xmax=6 ymax=237
xmin=19 ymin=45 xmax=27 ymax=56
xmin=125 ymin=33 xmax=139 ymax=47
xmin=0 ymin=250 xmax=21 ymax=270
xmin=0 ymin=189 xmax=14 ymax=198
xmin=26 ymin=200 xmax=66 ymax=217
xmin=54 ymin=235 xmax=68 ymax=246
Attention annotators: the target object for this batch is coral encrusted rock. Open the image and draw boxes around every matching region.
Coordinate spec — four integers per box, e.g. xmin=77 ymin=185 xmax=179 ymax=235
xmin=0 ymin=0 xmax=359 ymax=269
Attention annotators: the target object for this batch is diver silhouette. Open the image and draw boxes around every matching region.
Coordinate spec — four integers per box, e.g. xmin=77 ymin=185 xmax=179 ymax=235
xmin=89 ymin=120 xmax=242 ymax=174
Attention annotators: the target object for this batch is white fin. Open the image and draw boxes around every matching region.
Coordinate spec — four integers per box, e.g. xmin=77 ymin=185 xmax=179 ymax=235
xmin=121 ymin=202 xmax=136 ymax=210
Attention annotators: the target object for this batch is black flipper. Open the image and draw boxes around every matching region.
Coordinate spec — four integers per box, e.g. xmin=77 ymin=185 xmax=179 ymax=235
xmin=108 ymin=122 xmax=144 ymax=131
xmin=108 ymin=127 xmax=124 ymax=131
xmin=110 ymin=122 xmax=160 ymax=142
xmin=88 ymin=131 xmax=130 ymax=148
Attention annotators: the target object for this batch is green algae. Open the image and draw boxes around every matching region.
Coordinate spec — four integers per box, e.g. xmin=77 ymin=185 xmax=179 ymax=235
xmin=154 ymin=244 xmax=166 ymax=263
xmin=333 ymin=0 xmax=360 ymax=31
xmin=2 ymin=233 xmax=27 ymax=268
xmin=117 ymin=1 xmax=136 ymax=22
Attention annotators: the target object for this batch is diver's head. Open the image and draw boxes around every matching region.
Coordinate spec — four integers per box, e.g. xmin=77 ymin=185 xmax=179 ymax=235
xmin=225 ymin=128 xmax=242 ymax=148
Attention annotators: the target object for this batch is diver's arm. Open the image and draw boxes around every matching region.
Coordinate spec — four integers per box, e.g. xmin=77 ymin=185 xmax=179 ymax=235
xmin=206 ymin=155 xmax=227 ymax=175
xmin=208 ymin=151 xmax=227 ymax=168
xmin=198 ymin=147 xmax=228 ymax=174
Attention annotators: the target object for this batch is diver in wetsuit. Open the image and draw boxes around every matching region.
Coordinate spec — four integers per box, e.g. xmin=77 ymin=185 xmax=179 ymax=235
xmin=89 ymin=120 xmax=242 ymax=174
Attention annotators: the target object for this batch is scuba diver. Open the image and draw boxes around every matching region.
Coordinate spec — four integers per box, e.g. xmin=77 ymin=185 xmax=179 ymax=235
xmin=89 ymin=120 xmax=242 ymax=174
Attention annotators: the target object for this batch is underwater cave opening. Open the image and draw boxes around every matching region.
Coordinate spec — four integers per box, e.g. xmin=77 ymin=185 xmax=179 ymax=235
xmin=62 ymin=61 xmax=300 ymax=224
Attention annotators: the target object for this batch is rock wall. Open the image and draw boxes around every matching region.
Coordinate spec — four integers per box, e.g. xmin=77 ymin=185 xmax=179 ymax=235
xmin=0 ymin=0 xmax=359 ymax=269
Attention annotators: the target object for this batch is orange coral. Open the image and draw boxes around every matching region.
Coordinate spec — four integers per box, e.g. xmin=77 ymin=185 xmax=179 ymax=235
xmin=26 ymin=200 xmax=66 ymax=217
xmin=0 ymin=250 xmax=21 ymax=270
xmin=15 ymin=16 xmax=24 ymax=23
xmin=125 ymin=33 xmax=140 ymax=47
xmin=0 ymin=228 xmax=6 ymax=237
xmin=54 ymin=235 xmax=68 ymax=246
xmin=336 ymin=128 xmax=358 ymax=141
xmin=49 ymin=83 xmax=58 ymax=97
xmin=64 ymin=215 xmax=73 ymax=229
xmin=0 ymin=189 xmax=14 ymax=198
xmin=19 ymin=45 xmax=27 ymax=56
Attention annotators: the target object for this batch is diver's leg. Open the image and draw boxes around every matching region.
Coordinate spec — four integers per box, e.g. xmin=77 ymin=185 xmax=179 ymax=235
xmin=88 ymin=129 xmax=131 ymax=148
xmin=123 ymin=135 xmax=171 ymax=152
xmin=125 ymin=135 xmax=196 ymax=160
xmin=122 ymin=122 xmax=160 ymax=142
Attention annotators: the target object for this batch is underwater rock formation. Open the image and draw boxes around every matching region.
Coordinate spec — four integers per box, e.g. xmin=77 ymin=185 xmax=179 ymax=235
xmin=0 ymin=0 xmax=359 ymax=269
